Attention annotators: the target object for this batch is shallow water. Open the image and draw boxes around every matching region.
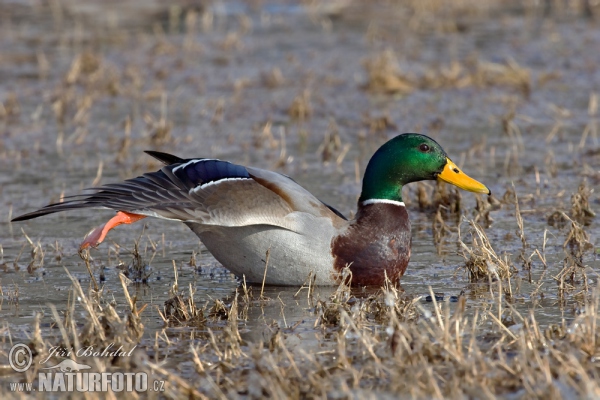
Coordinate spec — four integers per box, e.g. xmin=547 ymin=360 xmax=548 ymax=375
xmin=0 ymin=0 xmax=598 ymax=396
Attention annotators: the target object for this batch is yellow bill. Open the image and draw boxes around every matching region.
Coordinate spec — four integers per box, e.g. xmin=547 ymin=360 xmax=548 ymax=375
xmin=437 ymin=158 xmax=490 ymax=194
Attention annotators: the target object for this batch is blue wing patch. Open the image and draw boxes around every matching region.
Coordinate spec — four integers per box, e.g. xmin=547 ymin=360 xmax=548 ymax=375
xmin=171 ymin=159 xmax=251 ymax=189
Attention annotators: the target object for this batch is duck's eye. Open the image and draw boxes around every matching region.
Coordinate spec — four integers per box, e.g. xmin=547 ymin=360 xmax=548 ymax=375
xmin=419 ymin=144 xmax=430 ymax=152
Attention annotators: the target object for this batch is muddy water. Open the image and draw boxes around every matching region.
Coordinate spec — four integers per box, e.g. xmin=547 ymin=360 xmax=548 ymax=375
xmin=0 ymin=0 xmax=598 ymax=388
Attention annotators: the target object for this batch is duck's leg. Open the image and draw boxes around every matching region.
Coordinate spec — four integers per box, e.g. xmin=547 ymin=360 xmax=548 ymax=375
xmin=80 ymin=211 xmax=147 ymax=250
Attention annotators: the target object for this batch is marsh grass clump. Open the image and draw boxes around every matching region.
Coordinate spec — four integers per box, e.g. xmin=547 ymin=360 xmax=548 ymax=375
xmin=364 ymin=54 xmax=533 ymax=98
xmin=11 ymin=273 xmax=148 ymax=386
xmin=315 ymin=269 xmax=353 ymax=326
xmin=145 ymin=96 xmax=173 ymax=146
xmin=317 ymin=119 xmax=345 ymax=164
xmin=547 ymin=209 xmax=569 ymax=229
xmin=432 ymin=205 xmax=455 ymax=251
xmin=571 ymin=181 xmax=596 ymax=225
xmin=288 ymin=90 xmax=312 ymax=120
xmin=209 ymin=298 xmax=231 ymax=320
xmin=474 ymin=58 xmax=531 ymax=98
xmin=315 ymin=271 xmax=419 ymax=328
xmin=18 ymin=230 xmax=46 ymax=274
xmin=261 ymin=66 xmax=284 ymax=88
xmin=555 ymin=213 xmax=594 ymax=291
xmin=549 ymin=182 xmax=595 ymax=228
xmin=315 ymin=298 xmax=345 ymax=326
xmin=71 ymin=273 xmax=146 ymax=348
xmin=463 ymin=253 xmax=491 ymax=281
xmin=411 ymin=181 xmax=470 ymax=253
xmin=2 ymin=283 xmax=19 ymax=304
xmin=65 ymin=52 xmax=102 ymax=86
xmin=546 ymin=207 xmax=595 ymax=301
xmin=473 ymin=193 xmax=500 ymax=227
xmin=0 ymin=92 xmax=21 ymax=120
xmin=252 ymin=121 xmax=281 ymax=150
xmin=363 ymin=112 xmax=397 ymax=136
xmin=412 ymin=181 xmax=463 ymax=215
xmin=56 ymin=276 xmax=140 ymax=355
xmin=421 ymin=61 xmax=472 ymax=89
xmin=423 ymin=58 xmax=532 ymax=96
xmin=458 ymin=219 xmax=516 ymax=282
xmin=117 ymin=241 xmax=153 ymax=284
xmin=501 ymin=186 xmax=517 ymax=205
xmin=367 ymin=287 xmax=420 ymax=325
xmin=432 ymin=181 xmax=462 ymax=215
xmin=162 ymin=292 xmax=206 ymax=327
xmin=416 ymin=182 xmax=432 ymax=210
xmin=160 ymin=263 xmax=206 ymax=327
xmin=563 ymin=215 xmax=593 ymax=258
xmin=363 ymin=50 xmax=415 ymax=94
xmin=546 ymin=184 xmax=595 ymax=295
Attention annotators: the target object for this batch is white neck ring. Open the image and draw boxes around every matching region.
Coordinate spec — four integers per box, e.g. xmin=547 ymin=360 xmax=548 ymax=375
xmin=361 ymin=199 xmax=405 ymax=207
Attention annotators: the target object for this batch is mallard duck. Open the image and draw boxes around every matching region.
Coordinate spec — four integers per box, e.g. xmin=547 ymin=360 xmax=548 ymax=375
xmin=12 ymin=133 xmax=489 ymax=286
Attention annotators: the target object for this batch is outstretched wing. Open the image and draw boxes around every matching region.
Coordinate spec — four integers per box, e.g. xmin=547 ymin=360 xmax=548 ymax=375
xmin=12 ymin=152 xmax=345 ymax=229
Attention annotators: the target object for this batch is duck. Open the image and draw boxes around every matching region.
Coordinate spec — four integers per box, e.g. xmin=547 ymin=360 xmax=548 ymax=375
xmin=12 ymin=133 xmax=489 ymax=286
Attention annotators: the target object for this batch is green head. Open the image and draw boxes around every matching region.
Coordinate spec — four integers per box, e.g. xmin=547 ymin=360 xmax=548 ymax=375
xmin=359 ymin=133 xmax=489 ymax=203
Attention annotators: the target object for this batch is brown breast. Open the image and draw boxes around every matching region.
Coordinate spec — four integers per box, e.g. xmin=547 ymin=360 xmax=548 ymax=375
xmin=331 ymin=202 xmax=411 ymax=286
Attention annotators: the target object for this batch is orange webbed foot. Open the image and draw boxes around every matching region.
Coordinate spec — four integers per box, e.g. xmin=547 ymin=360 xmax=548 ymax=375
xmin=80 ymin=211 xmax=147 ymax=250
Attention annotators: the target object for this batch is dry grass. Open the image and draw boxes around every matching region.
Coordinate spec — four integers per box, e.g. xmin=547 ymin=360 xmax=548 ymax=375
xmin=363 ymin=50 xmax=534 ymax=97
xmin=548 ymin=183 xmax=595 ymax=229
xmin=261 ymin=67 xmax=285 ymax=88
xmin=3 ymin=180 xmax=599 ymax=395
xmin=459 ymin=219 xmax=516 ymax=282
xmin=363 ymin=50 xmax=415 ymax=94
xmin=16 ymin=272 xmax=146 ymax=385
xmin=1 ymin=1 xmax=599 ymax=398
xmin=5 ymin=268 xmax=598 ymax=398
xmin=6 ymin=191 xmax=598 ymax=398
xmin=288 ymin=90 xmax=313 ymax=120
xmin=161 ymin=288 xmax=207 ymax=328
xmin=570 ymin=181 xmax=596 ymax=226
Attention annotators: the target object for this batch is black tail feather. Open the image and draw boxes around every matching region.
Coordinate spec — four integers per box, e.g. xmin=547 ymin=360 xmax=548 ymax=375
xmin=11 ymin=209 xmax=50 ymax=222
xmin=11 ymin=201 xmax=100 ymax=221
xmin=144 ymin=151 xmax=185 ymax=165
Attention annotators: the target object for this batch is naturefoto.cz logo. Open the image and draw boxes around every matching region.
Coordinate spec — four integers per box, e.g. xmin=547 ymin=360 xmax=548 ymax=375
xmin=8 ymin=343 xmax=164 ymax=393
